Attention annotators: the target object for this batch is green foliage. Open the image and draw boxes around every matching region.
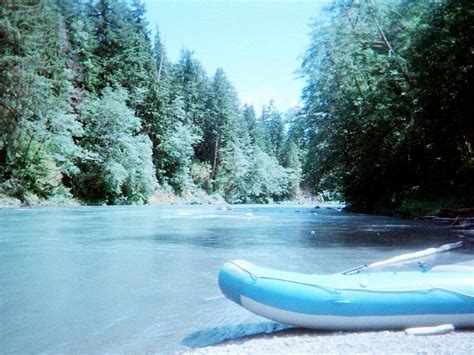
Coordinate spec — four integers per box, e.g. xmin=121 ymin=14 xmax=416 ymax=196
xmin=0 ymin=0 xmax=304 ymax=205
xmin=406 ymin=0 xmax=474 ymax=198
xmin=159 ymin=121 xmax=200 ymax=194
xmin=300 ymin=0 xmax=473 ymax=212
xmin=191 ymin=161 xmax=211 ymax=190
xmin=247 ymin=147 xmax=291 ymax=203
xmin=216 ymin=144 xmax=292 ymax=203
xmin=203 ymin=68 xmax=240 ymax=188
xmin=214 ymin=141 xmax=251 ymax=203
xmin=0 ymin=0 xmax=82 ymax=202
xmin=282 ymin=140 xmax=302 ymax=199
xmin=3 ymin=0 xmax=468 ymax=210
xmin=171 ymin=50 xmax=210 ymax=128
xmin=260 ymin=101 xmax=285 ymax=162
xmin=75 ymin=87 xmax=157 ymax=204
xmin=241 ymin=104 xmax=264 ymax=147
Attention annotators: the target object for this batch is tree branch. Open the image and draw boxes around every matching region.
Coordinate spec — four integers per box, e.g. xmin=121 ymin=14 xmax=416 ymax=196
xmin=373 ymin=16 xmax=395 ymax=57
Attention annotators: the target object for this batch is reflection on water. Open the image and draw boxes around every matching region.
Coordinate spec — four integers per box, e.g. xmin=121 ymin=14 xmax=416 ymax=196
xmin=0 ymin=205 xmax=470 ymax=353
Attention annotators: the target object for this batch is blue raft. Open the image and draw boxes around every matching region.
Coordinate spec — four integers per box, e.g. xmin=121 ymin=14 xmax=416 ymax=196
xmin=218 ymin=260 xmax=474 ymax=330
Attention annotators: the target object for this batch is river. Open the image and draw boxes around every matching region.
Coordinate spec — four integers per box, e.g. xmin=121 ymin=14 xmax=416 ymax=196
xmin=0 ymin=205 xmax=471 ymax=353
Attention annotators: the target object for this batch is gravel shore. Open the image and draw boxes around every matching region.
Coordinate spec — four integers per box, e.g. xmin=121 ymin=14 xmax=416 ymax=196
xmin=184 ymin=328 xmax=474 ymax=354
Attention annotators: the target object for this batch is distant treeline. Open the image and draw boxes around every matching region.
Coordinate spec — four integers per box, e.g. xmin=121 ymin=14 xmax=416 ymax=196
xmin=0 ymin=0 xmax=472 ymax=214
xmin=0 ymin=0 xmax=302 ymax=205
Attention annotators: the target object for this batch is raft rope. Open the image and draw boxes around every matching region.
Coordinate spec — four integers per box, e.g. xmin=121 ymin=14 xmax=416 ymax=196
xmin=228 ymin=260 xmax=474 ymax=299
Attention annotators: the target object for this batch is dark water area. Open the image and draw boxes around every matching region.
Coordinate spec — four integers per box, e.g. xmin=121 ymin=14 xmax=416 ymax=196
xmin=0 ymin=205 xmax=471 ymax=353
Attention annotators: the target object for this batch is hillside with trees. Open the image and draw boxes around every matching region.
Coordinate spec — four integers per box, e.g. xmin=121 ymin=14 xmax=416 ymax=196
xmin=1 ymin=0 xmax=472 ymax=215
xmin=0 ymin=0 xmax=301 ymax=206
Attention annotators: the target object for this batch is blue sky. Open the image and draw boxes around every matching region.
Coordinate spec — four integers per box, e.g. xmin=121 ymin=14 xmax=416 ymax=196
xmin=143 ymin=0 xmax=330 ymax=112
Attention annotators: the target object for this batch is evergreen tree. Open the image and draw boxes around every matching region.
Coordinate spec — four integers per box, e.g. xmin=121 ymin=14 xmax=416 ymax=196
xmin=153 ymin=25 xmax=168 ymax=83
xmin=282 ymin=140 xmax=302 ymax=199
xmin=260 ymin=101 xmax=285 ymax=162
xmin=90 ymin=0 xmax=157 ymax=103
xmin=157 ymin=96 xmax=200 ymax=193
xmin=0 ymin=0 xmax=82 ymax=202
xmin=203 ymin=68 xmax=240 ymax=189
xmin=216 ymin=140 xmax=251 ymax=203
xmin=241 ymin=104 xmax=264 ymax=148
xmin=171 ymin=50 xmax=210 ymax=128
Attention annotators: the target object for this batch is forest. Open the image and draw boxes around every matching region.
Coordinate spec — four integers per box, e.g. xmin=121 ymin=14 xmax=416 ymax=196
xmin=0 ymin=0 xmax=472 ymax=215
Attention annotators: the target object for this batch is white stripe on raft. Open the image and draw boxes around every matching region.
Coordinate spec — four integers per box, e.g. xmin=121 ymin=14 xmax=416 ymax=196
xmin=241 ymin=295 xmax=474 ymax=330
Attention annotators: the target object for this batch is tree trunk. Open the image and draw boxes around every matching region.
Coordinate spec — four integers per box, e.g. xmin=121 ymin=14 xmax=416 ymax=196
xmin=209 ymin=133 xmax=221 ymax=185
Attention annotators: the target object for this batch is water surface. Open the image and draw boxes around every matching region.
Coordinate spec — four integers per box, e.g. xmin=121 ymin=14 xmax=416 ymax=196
xmin=0 ymin=205 xmax=470 ymax=353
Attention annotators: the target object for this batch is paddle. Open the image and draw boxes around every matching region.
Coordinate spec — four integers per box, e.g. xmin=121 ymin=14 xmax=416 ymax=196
xmin=341 ymin=241 xmax=464 ymax=275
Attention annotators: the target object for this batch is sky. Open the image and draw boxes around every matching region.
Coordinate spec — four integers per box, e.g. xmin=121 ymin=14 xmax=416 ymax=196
xmin=143 ymin=0 xmax=330 ymax=112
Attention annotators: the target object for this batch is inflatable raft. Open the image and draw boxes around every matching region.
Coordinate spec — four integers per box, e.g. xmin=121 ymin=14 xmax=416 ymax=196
xmin=218 ymin=260 xmax=474 ymax=330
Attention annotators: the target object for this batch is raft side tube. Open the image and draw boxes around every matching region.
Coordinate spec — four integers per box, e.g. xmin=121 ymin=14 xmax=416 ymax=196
xmin=218 ymin=260 xmax=474 ymax=330
xmin=218 ymin=260 xmax=256 ymax=305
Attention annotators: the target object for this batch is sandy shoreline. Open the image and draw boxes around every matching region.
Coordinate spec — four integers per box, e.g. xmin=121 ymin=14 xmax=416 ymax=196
xmin=183 ymin=328 xmax=474 ymax=354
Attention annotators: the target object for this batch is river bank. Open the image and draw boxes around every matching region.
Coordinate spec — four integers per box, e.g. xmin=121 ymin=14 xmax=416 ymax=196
xmin=0 ymin=188 xmax=319 ymax=208
xmin=185 ymin=328 xmax=474 ymax=354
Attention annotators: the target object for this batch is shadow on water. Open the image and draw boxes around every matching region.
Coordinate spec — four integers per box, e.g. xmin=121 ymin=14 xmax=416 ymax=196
xmin=181 ymin=321 xmax=299 ymax=348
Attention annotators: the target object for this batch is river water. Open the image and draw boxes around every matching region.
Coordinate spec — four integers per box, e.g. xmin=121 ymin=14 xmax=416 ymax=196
xmin=0 ymin=205 xmax=471 ymax=353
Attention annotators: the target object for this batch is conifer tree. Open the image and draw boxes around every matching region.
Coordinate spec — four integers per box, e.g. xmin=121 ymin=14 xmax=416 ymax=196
xmin=204 ymin=68 xmax=239 ymax=188
xmin=241 ymin=104 xmax=264 ymax=148
xmin=0 ymin=0 xmax=82 ymax=202
xmin=171 ymin=50 xmax=210 ymax=128
xmin=260 ymin=101 xmax=285 ymax=163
